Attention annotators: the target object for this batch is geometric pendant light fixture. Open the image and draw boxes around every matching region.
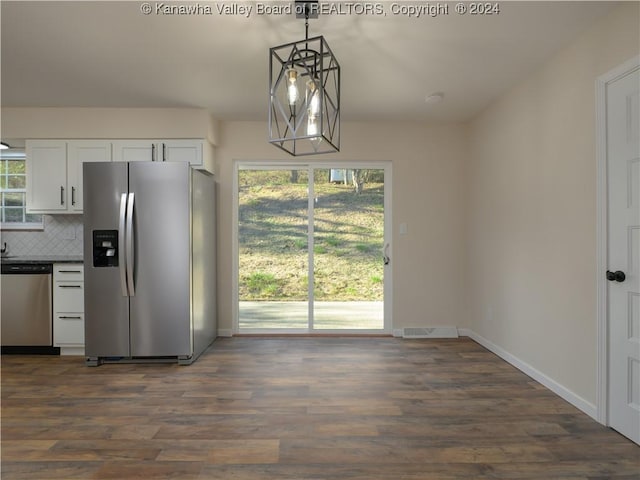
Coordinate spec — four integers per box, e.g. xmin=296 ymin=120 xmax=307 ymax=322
xmin=268 ymin=0 xmax=340 ymax=156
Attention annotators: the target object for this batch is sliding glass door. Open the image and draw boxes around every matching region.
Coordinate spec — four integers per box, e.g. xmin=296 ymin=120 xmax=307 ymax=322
xmin=311 ymin=168 xmax=385 ymax=330
xmin=236 ymin=163 xmax=390 ymax=333
xmin=238 ymin=168 xmax=309 ymax=329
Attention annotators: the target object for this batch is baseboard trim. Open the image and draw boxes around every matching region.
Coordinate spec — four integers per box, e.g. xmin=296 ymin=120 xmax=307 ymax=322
xmin=59 ymin=346 xmax=85 ymax=356
xmin=217 ymin=329 xmax=233 ymax=338
xmin=458 ymin=328 xmax=598 ymax=421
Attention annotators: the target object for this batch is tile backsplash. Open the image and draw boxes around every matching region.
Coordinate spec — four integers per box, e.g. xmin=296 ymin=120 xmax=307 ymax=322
xmin=1 ymin=215 xmax=84 ymax=257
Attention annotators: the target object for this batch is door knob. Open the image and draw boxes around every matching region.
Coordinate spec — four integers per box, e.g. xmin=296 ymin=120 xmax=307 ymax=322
xmin=606 ymin=270 xmax=626 ymax=282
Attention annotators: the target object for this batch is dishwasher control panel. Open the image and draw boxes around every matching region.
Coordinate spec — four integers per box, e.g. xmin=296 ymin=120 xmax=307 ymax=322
xmin=1 ymin=263 xmax=52 ymax=274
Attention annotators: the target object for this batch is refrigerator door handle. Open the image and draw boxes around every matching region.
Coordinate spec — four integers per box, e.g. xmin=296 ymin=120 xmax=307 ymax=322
xmin=126 ymin=192 xmax=136 ymax=297
xmin=118 ymin=193 xmax=128 ymax=297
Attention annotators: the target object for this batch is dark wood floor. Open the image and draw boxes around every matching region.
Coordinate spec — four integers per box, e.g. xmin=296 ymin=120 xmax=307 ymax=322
xmin=1 ymin=337 xmax=638 ymax=479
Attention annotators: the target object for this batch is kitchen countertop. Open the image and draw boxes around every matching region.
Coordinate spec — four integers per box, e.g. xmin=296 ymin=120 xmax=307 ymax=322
xmin=1 ymin=255 xmax=83 ymax=264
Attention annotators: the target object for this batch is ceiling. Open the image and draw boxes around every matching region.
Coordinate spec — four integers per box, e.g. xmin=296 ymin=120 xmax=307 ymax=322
xmin=0 ymin=1 xmax=617 ymax=122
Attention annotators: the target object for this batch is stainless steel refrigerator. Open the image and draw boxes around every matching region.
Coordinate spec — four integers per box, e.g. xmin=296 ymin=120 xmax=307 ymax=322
xmin=83 ymin=161 xmax=216 ymax=366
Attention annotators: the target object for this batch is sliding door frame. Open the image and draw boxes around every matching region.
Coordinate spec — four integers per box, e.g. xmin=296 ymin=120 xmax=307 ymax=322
xmin=232 ymin=160 xmax=392 ymax=335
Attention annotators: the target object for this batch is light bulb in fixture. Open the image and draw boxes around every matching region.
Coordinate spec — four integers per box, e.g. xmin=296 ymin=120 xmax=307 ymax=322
xmin=306 ymin=80 xmax=322 ymax=146
xmin=306 ymin=79 xmax=320 ymax=117
xmin=307 ymin=115 xmax=319 ymax=137
xmin=286 ymin=68 xmax=299 ymax=107
xmin=307 ymin=116 xmax=323 ymax=147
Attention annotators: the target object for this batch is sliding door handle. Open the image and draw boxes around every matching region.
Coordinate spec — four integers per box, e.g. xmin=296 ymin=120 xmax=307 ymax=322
xmin=383 ymin=243 xmax=390 ymax=265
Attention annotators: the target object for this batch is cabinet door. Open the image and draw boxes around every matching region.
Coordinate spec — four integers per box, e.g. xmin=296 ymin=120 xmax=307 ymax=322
xmin=161 ymin=140 xmax=203 ymax=167
xmin=26 ymin=140 xmax=68 ymax=212
xmin=112 ymin=140 xmax=157 ymax=162
xmin=67 ymin=141 xmax=112 ymax=212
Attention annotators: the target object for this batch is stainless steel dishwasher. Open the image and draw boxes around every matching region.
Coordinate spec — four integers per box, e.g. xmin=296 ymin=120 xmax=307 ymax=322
xmin=1 ymin=263 xmax=54 ymax=351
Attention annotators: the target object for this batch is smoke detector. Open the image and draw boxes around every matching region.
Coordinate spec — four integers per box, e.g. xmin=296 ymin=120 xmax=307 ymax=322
xmin=425 ymin=92 xmax=444 ymax=105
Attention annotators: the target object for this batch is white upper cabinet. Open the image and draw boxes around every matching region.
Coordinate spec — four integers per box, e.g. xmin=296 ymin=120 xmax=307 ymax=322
xmin=26 ymin=140 xmax=112 ymax=214
xmin=26 ymin=140 xmax=68 ymax=212
xmin=112 ymin=140 xmax=157 ymax=163
xmin=112 ymin=139 xmax=214 ymax=173
xmin=67 ymin=141 xmax=112 ymax=212
xmin=26 ymin=138 xmax=213 ymax=214
xmin=162 ymin=140 xmax=203 ymax=165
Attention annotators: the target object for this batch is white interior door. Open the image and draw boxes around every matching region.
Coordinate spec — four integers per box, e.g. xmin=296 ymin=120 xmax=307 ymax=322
xmin=607 ymin=65 xmax=640 ymax=444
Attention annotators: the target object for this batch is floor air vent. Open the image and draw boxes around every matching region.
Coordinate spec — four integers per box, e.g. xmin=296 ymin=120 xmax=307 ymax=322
xmin=403 ymin=327 xmax=459 ymax=339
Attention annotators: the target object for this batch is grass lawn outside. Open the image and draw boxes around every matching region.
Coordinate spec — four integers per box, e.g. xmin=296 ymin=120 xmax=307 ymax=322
xmin=238 ymin=169 xmax=385 ymax=303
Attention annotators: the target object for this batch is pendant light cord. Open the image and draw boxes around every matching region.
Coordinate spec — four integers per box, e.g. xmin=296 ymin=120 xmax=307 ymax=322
xmin=304 ymin=4 xmax=310 ymax=46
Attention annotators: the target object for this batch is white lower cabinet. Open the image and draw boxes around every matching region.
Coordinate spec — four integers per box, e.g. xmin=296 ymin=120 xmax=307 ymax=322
xmin=53 ymin=264 xmax=84 ymax=355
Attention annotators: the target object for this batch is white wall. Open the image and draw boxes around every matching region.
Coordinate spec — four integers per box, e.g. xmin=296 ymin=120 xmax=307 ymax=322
xmin=215 ymin=121 xmax=468 ymax=333
xmin=466 ymin=2 xmax=640 ymax=408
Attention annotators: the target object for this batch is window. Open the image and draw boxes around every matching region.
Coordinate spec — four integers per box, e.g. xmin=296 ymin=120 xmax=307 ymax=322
xmin=1 ymin=151 xmax=43 ymax=230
